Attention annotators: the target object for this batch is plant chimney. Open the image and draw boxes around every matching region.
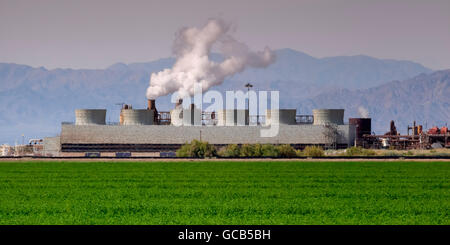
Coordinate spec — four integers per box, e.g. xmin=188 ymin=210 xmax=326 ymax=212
xmin=147 ymin=99 xmax=158 ymax=124
xmin=148 ymin=99 xmax=156 ymax=110
xmin=176 ymin=99 xmax=183 ymax=108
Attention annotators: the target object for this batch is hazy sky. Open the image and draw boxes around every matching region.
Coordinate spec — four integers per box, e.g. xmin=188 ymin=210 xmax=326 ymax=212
xmin=1 ymin=0 xmax=449 ymax=70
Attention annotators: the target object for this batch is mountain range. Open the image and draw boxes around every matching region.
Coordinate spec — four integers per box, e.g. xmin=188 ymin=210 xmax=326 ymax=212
xmin=299 ymin=70 xmax=450 ymax=134
xmin=1 ymin=48 xmax=446 ymax=144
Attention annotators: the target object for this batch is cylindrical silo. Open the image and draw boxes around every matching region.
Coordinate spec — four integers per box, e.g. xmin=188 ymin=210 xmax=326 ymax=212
xmin=121 ymin=109 xmax=154 ymax=125
xmin=266 ymin=109 xmax=296 ymax=125
xmin=312 ymin=109 xmax=344 ymax=125
xmin=349 ymin=118 xmax=372 ymax=139
xmin=75 ymin=109 xmax=106 ymax=125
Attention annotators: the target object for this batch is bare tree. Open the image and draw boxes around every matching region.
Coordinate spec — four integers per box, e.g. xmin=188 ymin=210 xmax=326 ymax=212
xmin=323 ymin=123 xmax=340 ymax=150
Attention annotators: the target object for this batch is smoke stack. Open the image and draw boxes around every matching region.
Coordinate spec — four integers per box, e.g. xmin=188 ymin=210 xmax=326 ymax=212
xmin=147 ymin=99 xmax=158 ymax=124
xmin=148 ymin=99 xmax=156 ymax=110
xmin=119 ymin=104 xmax=131 ymax=125
xmin=176 ymin=99 xmax=183 ymax=108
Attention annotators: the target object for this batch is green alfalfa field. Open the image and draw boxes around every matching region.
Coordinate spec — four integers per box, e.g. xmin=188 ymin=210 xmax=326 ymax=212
xmin=0 ymin=160 xmax=448 ymax=224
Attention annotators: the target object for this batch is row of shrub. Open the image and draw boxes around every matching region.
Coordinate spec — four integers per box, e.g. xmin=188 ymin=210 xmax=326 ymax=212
xmin=344 ymin=147 xmax=449 ymax=157
xmin=176 ymin=140 xmax=217 ymax=158
xmin=218 ymin=143 xmax=300 ymax=158
xmin=176 ymin=140 xmax=325 ymax=158
xmin=343 ymin=146 xmax=377 ymax=156
xmin=176 ymin=141 xmax=449 ymax=158
xmin=380 ymin=150 xmax=449 ymax=157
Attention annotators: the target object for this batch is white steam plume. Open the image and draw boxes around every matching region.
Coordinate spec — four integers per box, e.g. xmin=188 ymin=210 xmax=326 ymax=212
xmin=358 ymin=106 xmax=369 ymax=118
xmin=146 ymin=18 xmax=276 ymax=100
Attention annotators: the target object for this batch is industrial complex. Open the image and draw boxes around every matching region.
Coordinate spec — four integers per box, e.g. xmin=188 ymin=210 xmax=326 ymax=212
xmin=41 ymin=99 xmax=358 ymax=157
xmin=2 ymin=96 xmax=447 ymax=158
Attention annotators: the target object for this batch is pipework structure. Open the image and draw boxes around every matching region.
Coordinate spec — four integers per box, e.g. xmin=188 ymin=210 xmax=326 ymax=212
xmin=358 ymin=120 xmax=449 ymax=150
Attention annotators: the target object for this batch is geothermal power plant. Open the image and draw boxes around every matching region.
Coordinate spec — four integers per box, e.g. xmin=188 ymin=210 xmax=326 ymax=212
xmin=2 ymin=18 xmax=448 ymax=158
xmin=5 ymin=20 xmax=447 ymax=158
xmin=33 ymin=97 xmax=448 ymax=158
xmin=40 ymin=98 xmax=362 ymax=157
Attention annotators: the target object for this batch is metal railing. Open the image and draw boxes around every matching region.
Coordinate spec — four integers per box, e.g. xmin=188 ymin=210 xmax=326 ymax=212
xmin=62 ymin=114 xmax=314 ymax=126
xmin=296 ymin=115 xmax=314 ymax=124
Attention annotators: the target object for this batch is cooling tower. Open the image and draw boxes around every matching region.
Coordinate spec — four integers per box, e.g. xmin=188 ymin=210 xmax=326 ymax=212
xmin=170 ymin=104 xmax=201 ymax=126
xmin=121 ymin=109 xmax=154 ymax=125
xmin=217 ymin=109 xmax=249 ymax=126
xmin=170 ymin=108 xmax=183 ymax=126
xmin=217 ymin=110 xmax=233 ymax=126
xmin=75 ymin=109 xmax=106 ymax=125
xmin=312 ymin=109 xmax=344 ymax=125
xmin=183 ymin=105 xmax=202 ymax=126
xmin=266 ymin=109 xmax=296 ymax=125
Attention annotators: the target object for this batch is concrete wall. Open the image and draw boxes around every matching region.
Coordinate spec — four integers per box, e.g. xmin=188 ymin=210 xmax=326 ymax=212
xmin=61 ymin=124 xmax=355 ymax=146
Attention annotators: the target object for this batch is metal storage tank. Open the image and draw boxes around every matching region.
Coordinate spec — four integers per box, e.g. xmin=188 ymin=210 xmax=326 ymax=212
xmin=266 ymin=109 xmax=296 ymax=125
xmin=75 ymin=109 xmax=106 ymax=125
xmin=217 ymin=109 xmax=249 ymax=126
xmin=121 ymin=109 xmax=154 ymax=125
xmin=312 ymin=109 xmax=344 ymax=125
xmin=349 ymin=118 xmax=372 ymax=139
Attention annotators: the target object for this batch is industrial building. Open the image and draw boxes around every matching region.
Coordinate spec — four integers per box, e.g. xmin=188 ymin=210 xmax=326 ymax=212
xmin=43 ymin=99 xmax=360 ymax=157
xmin=359 ymin=120 xmax=449 ymax=149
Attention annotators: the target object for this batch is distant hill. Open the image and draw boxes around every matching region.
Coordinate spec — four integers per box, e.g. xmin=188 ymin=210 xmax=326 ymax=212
xmin=0 ymin=49 xmax=435 ymax=144
xmin=226 ymin=48 xmax=432 ymax=89
xmin=298 ymin=70 xmax=450 ymax=134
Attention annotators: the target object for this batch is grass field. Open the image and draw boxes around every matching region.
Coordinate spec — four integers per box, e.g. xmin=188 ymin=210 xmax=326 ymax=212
xmin=0 ymin=160 xmax=448 ymax=225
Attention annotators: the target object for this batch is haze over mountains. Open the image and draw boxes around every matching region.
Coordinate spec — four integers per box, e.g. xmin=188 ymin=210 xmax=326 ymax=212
xmin=1 ymin=48 xmax=446 ymax=144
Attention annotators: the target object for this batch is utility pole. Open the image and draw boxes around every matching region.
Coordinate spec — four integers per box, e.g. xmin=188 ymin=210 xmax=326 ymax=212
xmin=245 ymin=83 xmax=254 ymax=124
xmin=245 ymin=83 xmax=253 ymax=110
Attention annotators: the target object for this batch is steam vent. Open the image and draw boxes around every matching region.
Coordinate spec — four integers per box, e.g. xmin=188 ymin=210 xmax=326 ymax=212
xmin=43 ymin=99 xmax=357 ymax=157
